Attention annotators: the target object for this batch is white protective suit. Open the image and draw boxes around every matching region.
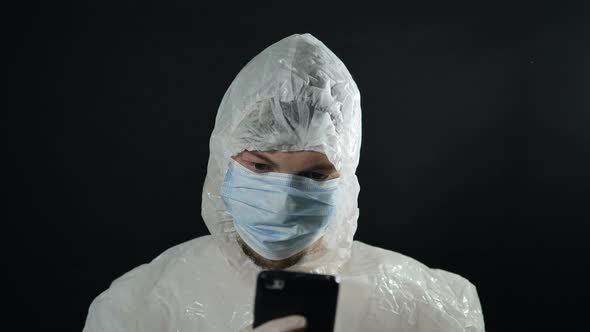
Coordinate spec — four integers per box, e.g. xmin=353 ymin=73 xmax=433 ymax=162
xmin=83 ymin=33 xmax=485 ymax=332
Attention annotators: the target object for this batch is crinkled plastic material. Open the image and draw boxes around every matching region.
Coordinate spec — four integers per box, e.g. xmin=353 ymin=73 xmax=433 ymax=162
xmin=83 ymin=33 xmax=485 ymax=331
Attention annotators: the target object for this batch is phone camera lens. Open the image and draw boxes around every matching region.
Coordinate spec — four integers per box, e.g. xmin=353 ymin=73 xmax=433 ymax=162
xmin=265 ymin=279 xmax=285 ymax=290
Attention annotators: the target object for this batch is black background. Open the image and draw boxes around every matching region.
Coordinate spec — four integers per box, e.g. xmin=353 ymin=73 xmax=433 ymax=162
xmin=21 ymin=3 xmax=589 ymax=331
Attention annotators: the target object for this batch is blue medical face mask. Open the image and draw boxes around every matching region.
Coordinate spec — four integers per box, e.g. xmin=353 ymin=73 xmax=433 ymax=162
xmin=220 ymin=158 xmax=340 ymax=261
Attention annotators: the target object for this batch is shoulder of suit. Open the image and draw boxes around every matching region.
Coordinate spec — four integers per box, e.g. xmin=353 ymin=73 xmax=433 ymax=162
xmin=105 ymin=235 xmax=215 ymax=291
xmin=348 ymin=240 xmax=476 ymax=287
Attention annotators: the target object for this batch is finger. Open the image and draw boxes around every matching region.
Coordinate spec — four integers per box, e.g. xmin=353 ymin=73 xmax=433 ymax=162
xmin=256 ymin=315 xmax=307 ymax=332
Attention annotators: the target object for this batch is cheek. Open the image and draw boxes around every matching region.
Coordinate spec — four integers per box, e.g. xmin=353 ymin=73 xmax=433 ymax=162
xmin=242 ymin=162 xmax=258 ymax=172
xmin=329 ymin=172 xmax=340 ymax=180
xmin=232 ymin=156 xmax=248 ymax=168
xmin=229 ymin=158 xmax=247 ymax=171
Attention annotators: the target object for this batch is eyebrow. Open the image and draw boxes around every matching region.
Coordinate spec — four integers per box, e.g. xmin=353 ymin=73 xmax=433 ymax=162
xmin=247 ymin=151 xmax=277 ymax=167
xmin=247 ymin=151 xmax=336 ymax=172
xmin=305 ymin=162 xmax=336 ymax=171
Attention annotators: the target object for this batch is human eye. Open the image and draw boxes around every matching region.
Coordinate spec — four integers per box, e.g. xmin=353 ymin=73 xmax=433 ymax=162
xmin=251 ymin=162 xmax=271 ymax=172
xmin=299 ymin=171 xmax=329 ymax=181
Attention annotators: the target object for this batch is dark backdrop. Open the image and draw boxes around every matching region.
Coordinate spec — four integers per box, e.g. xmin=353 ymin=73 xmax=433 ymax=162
xmin=22 ymin=4 xmax=589 ymax=332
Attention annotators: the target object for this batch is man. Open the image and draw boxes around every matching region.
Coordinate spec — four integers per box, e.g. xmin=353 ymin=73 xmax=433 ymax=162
xmin=83 ymin=33 xmax=485 ymax=332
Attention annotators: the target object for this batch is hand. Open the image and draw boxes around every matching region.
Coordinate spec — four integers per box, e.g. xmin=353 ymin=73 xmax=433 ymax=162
xmin=242 ymin=315 xmax=307 ymax=332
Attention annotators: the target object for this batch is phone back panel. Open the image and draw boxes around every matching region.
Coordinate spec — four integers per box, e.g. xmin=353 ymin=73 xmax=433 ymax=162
xmin=253 ymin=270 xmax=340 ymax=331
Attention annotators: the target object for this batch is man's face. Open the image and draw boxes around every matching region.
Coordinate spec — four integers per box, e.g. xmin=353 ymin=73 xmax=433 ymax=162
xmin=231 ymin=150 xmax=339 ymax=269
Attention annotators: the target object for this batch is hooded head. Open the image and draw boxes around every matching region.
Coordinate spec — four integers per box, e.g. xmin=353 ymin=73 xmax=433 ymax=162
xmin=201 ymin=33 xmax=362 ymax=278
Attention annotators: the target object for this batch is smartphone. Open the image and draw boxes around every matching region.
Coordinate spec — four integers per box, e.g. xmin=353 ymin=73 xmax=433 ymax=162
xmin=253 ymin=270 xmax=340 ymax=331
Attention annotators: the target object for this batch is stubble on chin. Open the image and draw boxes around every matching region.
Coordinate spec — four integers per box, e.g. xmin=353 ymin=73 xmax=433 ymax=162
xmin=236 ymin=236 xmax=320 ymax=270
